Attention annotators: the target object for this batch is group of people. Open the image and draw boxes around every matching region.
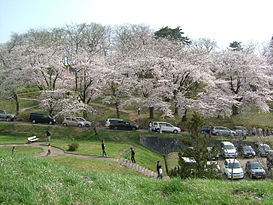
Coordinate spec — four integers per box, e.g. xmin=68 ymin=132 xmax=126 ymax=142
xmin=251 ymin=127 xmax=272 ymax=137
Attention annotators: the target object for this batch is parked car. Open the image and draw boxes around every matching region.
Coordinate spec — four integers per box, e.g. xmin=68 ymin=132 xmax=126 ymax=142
xmin=224 ymin=159 xmax=244 ymax=179
xmin=211 ymin=126 xmax=236 ymax=137
xmin=150 ymin=121 xmax=181 ymax=134
xmin=0 ymin=109 xmax=16 ymax=121
xmin=238 ymin=145 xmax=256 ymax=158
xmin=267 ymin=150 xmax=273 ymax=171
xmin=75 ymin=117 xmax=91 ymax=127
xmin=29 ymin=113 xmax=55 ymax=125
xmin=201 ymin=126 xmax=212 ymax=134
xmin=62 ymin=117 xmax=86 ymax=127
xmin=245 ymin=161 xmax=266 ymax=179
xmin=105 ymin=118 xmax=123 ymax=128
xmin=233 ymin=126 xmax=248 ymax=137
xmin=108 ymin=120 xmax=138 ymax=131
xmin=207 ymin=146 xmax=219 ymax=160
xmin=220 ymin=141 xmax=237 ymax=158
xmin=254 ymin=142 xmax=273 ymax=157
xmin=205 ymin=161 xmax=221 ymax=176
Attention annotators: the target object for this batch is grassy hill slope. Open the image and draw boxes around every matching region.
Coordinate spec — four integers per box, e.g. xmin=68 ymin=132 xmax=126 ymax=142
xmin=1 ymin=154 xmax=273 ymax=205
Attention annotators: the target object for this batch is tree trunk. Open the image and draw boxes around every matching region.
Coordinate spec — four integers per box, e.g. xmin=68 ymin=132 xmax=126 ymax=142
xmin=115 ymin=103 xmax=120 ymax=118
xmin=173 ymin=103 xmax=178 ymax=116
xmin=181 ymin=109 xmax=188 ymax=122
xmin=14 ymin=93 xmax=19 ymax=115
xmin=83 ymin=110 xmax=87 ymax=119
xmin=149 ymin=107 xmax=154 ymax=119
xmin=232 ymin=104 xmax=239 ymax=115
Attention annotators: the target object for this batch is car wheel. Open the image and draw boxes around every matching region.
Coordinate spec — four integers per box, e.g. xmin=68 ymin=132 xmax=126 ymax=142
xmin=32 ymin=120 xmax=36 ymax=124
xmin=173 ymin=130 xmax=178 ymax=134
xmin=63 ymin=123 xmax=68 ymax=127
xmin=78 ymin=124 xmax=83 ymax=128
xmin=114 ymin=126 xmax=118 ymax=130
xmin=49 ymin=121 xmax=53 ymax=125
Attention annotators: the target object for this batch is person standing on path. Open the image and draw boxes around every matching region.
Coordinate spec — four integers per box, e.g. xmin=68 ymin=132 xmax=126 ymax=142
xmin=11 ymin=146 xmax=16 ymax=155
xmin=156 ymin=161 xmax=161 ymax=178
xmin=101 ymin=140 xmax=107 ymax=157
xmin=130 ymin=147 xmax=136 ymax=163
xmin=46 ymin=144 xmax=51 ymax=156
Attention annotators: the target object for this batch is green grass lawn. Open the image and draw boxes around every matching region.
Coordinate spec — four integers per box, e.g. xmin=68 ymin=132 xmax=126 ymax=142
xmin=48 ymin=156 xmax=141 ymax=176
xmin=0 ymin=135 xmax=28 ymax=143
xmin=0 ymin=146 xmax=43 ymax=155
xmin=1 ymin=154 xmax=273 ymax=205
xmin=45 ymin=138 xmax=163 ymax=171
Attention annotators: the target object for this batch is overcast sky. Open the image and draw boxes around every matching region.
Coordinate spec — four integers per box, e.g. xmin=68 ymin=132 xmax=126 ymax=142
xmin=1 ymin=0 xmax=273 ymax=48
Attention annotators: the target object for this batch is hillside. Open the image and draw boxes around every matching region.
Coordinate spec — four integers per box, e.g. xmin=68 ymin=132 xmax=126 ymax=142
xmin=0 ymin=154 xmax=273 ymax=205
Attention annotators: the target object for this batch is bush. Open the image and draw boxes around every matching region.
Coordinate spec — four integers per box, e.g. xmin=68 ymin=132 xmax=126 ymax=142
xmin=67 ymin=142 xmax=79 ymax=151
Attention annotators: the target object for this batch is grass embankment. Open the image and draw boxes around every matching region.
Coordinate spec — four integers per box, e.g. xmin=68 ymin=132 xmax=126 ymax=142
xmin=0 ymin=122 xmax=184 ymax=170
xmin=1 ymin=154 xmax=273 ymax=205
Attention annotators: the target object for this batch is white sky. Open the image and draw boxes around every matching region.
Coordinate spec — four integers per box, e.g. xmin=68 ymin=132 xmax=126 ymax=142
xmin=1 ymin=0 xmax=273 ymax=48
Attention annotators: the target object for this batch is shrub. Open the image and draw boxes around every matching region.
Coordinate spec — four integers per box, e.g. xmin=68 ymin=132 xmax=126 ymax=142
xmin=67 ymin=142 xmax=79 ymax=151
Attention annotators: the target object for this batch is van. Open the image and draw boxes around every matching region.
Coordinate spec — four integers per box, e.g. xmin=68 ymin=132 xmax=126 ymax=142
xmin=220 ymin=141 xmax=237 ymax=158
xmin=29 ymin=113 xmax=56 ymax=125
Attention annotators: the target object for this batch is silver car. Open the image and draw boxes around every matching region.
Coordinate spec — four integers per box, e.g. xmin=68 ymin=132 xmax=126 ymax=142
xmin=75 ymin=117 xmax=92 ymax=127
xmin=62 ymin=117 xmax=89 ymax=127
xmin=211 ymin=126 xmax=236 ymax=136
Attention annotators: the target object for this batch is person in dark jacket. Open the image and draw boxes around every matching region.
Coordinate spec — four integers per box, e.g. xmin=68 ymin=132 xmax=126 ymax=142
xmin=130 ymin=147 xmax=136 ymax=163
xmin=156 ymin=161 xmax=161 ymax=178
xmin=101 ymin=140 xmax=107 ymax=157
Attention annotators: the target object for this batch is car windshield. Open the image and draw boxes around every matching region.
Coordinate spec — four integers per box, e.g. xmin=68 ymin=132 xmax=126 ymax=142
xmin=228 ymin=162 xmax=241 ymax=169
xmin=243 ymin=146 xmax=252 ymax=151
xmin=224 ymin=145 xmax=234 ymax=149
xmin=250 ymin=162 xmax=263 ymax=169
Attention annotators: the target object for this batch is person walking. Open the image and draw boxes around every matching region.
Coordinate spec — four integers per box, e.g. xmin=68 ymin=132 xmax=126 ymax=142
xmin=45 ymin=131 xmax=51 ymax=141
xmin=11 ymin=146 xmax=16 ymax=155
xmin=46 ymin=144 xmax=51 ymax=156
xmin=158 ymin=165 xmax=163 ymax=179
xmin=130 ymin=147 xmax=136 ymax=163
xmin=137 ymin=107 xmax=141 ymax=115
xmin=101 ymin=140 xmax=107 ymax=157
xmin=156 ymin=161 xmax=161 ymax=178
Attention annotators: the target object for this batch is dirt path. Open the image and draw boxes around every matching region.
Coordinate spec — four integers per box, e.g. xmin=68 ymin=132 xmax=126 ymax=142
xmin=0 ymin=142 xmax=165 ymax=179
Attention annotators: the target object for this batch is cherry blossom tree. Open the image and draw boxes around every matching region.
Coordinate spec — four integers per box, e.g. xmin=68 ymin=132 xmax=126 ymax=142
xmin=213 ymin=50 xmax=273 ymax=115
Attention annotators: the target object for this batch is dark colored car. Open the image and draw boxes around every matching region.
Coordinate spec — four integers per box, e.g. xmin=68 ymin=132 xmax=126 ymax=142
xmin=245 ymin=161 xmax=266 ymax=179
xmin=254 ymin=142 xmax=272 ymax=157
xmin=238 ymin=145 xmax=256 ymax=158
xmin=30 ymin=113 xmax=56 ymax=125
xmin=201 ymin=126 xmax=212 ymax=134
xmin=108 ymin=120 xmax=138 ymax=131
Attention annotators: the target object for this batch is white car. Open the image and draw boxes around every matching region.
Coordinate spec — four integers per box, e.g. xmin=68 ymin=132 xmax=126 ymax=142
xmin=224 ymin=159 xmax=244 ymax=179
xmin=220 ymin=141 xmax=237 ymax=158
xmin=150 ymin=121 xmax=181 ymax=134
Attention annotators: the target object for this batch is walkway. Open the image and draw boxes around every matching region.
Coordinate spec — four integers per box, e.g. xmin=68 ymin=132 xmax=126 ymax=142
xmin=0 ymin=142 xmax=164 ymax=179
